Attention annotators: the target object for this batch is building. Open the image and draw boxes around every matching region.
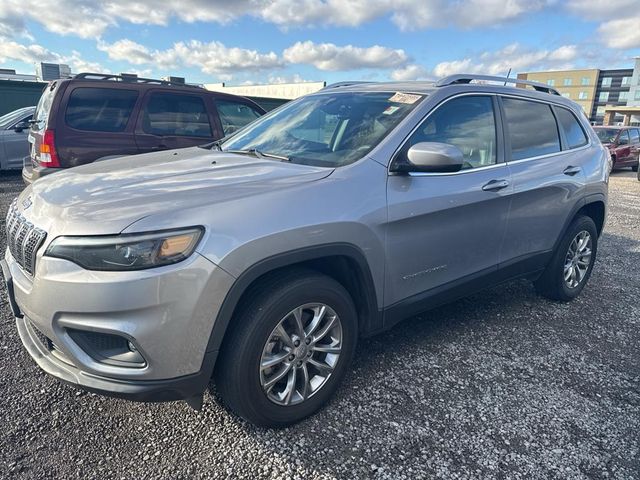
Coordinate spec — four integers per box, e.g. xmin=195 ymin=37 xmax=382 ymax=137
xmin=205 ymin=81 xmax=326 ymax=110
xmin=591 ymin=68 xmax=633 ymax=124
xmin=517 ymin=69 xmax=599 ymax=118
xmin=519 ymin=60 xmax=640 ymax=125
xmin=0 ymin=68 xmax=38 ymax=82
xmin=35 ymin=62 xmax=71 ymax=82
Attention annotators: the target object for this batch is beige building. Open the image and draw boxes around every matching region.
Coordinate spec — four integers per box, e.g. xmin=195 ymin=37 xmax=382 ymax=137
xmin=517 ymin=69 xmax=599 ymax=115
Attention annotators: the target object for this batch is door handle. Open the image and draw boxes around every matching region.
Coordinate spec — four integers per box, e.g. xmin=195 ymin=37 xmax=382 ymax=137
xmin=151 ymin=144 xmax=168 ymax=151
xmin=482 ymin=179 xmax=510 ymax=191
xmin=563 ymin=165 xmax=581 ymax=176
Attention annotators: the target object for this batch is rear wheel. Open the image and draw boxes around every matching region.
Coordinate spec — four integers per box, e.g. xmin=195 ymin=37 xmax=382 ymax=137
xmin=534 ymin=215 xmax=597 ymax=301
xmin=215 ymin=270 xmax=357 ymax=427
xmin=632 ymin=153 xmax=639 ymax=172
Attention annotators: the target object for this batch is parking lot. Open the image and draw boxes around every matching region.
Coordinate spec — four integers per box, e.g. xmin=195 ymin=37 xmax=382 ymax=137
xmin=0 ymin=170 xmax=638 ymax=479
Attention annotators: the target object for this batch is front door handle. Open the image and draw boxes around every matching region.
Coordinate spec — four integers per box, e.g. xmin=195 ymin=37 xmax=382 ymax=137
xmin=563 ymin=165 xmax=581 ymax=176
xmin=482 ymin=179 xmax=510 ymax=191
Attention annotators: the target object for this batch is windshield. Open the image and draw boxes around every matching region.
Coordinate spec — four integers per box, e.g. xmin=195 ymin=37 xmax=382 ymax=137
xmin=0 ymin=108 xmax=31 ymax=128
xmin=595 ymin=128 xmax=619 ymax=144
xmin=221 ymin=91 xmax=424 ymax=167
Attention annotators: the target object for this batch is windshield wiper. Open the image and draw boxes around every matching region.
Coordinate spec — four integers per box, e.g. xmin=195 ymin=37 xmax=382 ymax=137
xmin=199 ymin=139 xmax=223 ymax=151
xmin=225 ymin=148 xmax=290 ymax=162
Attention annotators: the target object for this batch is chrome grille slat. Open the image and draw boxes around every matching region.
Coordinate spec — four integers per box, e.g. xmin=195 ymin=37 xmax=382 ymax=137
xmin=5 ymin=199 xmax=47 ymax=276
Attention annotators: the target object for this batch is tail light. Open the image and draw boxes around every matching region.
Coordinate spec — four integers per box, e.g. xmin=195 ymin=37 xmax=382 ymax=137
xmin=39 ymin=129 xmax=60 ymax=167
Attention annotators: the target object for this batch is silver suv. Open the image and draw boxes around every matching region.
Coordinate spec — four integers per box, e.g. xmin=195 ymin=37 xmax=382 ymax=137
xmin=2 ymin=75 xmax=608 ymax=427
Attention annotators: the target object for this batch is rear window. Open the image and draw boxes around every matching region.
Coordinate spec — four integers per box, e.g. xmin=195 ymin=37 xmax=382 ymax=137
xmin=555 ymin=107 xmax=588 ymax=149
xmin=142 ymin=92 xmax=212 ymax=137
xmin=216 ymin=100 xmax=262 ymax=136
xmin=65 ymin=88 xmax=138 ymax=132
xmin=502 ymin=97 xmax=560 ymax=160
xmin=34 ymin=84 xmax=56 ymax=126
xmin=630 ymin=129 xmax=640 ymax=144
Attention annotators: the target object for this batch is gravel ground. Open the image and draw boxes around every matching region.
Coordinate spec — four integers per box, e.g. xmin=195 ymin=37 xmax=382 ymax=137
xmin=0 ymin=170 xmax=639 ymax=479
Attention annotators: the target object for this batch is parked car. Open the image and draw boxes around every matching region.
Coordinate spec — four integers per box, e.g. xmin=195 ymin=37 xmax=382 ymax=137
xmin=593 ymin=126 xmax=640 ymax=172
xmin=3 ymin=75 xmax=608 ymax=427
xmin=0 ymin=106 xmax=36 ymax=171
xmin=23 ymin=73 xmax=265 ymax=184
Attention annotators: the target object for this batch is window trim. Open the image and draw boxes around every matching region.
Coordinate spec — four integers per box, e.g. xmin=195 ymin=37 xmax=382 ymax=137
xmin=496 ymin=93 xmax=592 ymax=165
xmin=388 ymin=92 xmax=505 ymax=177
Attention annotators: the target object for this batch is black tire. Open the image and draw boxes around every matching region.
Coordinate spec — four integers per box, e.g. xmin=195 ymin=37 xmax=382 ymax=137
xmin=214 ymin=269 xmax=358 ymax=428
xmin=534 ymin=215 xmax=598 ymax=302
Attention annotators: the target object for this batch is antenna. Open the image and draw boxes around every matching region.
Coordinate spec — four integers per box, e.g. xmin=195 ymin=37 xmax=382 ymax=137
xmin=504 ymin=68 xmax=512 ymax=86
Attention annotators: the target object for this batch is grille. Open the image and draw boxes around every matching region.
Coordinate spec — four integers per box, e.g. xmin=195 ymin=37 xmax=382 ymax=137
xmin=5 ymin=199 xmax=47 ymax=275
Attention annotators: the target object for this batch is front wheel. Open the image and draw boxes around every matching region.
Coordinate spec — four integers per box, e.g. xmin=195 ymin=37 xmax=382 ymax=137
xmin=215 ymin=270 xmax=358 ymax=427
xmin=534 ymin=215 xmax=598 ymax=301
xmin=632 ymin=153 xmax=639 ymax=173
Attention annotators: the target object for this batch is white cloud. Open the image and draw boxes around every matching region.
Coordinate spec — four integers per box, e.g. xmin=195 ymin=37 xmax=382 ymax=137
xmin=431 ymin=43 xmax=580 ymax=77
xmin=564 ymin=0 xmax=638 ymax=20
xmin=96 ymin=39 xmax=283 ymax=78
xmin=0 ymin=0 xmax=564 ymax=41
xmin=283 ymin=41 xmax=408 ymax=71
xmin=597 ymin=16 xmax=640 ymax=49
xmin=0 ymin=40 xmax=106 ymax=74
xmin=97 ymin=39 xmax=155 ymax=65
xmin=391 ymin=64 xmax=431 ymax=81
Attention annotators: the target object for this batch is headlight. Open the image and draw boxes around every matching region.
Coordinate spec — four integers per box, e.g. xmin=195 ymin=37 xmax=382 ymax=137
xmin=45 ymin=228 xmax=203 ymax=271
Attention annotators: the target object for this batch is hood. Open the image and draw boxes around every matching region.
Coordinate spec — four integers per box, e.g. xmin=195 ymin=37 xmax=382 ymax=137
xmin=20 ymin=147 xmax=333 ymax=235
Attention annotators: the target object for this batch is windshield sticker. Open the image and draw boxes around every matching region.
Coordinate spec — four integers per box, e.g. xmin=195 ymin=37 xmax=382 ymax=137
xmin=383 ymin=105 xmax=401 ymax=115
xmin=389 ymin=92 xmax=422 ymax=104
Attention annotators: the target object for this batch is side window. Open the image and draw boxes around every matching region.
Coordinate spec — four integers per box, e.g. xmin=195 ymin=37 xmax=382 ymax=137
xmin=555 ymin=107 xmax=588 ymax=149
xmin=65 ymin=88 xmax=138 ymax=132
xmin=143 ymin=93 xmax=212 ymax=137
xmin=405 ymin=96 xmax=497 ymax=169
xmin=629 ymin=129 xmax=640 ymax=144
xmin=502 ymin=97 xmax=560 ymax=160
xmin=216 ymin=100 xmax=262 ymax=136
xmin=618 ymin=131 xmax=630 ymax=145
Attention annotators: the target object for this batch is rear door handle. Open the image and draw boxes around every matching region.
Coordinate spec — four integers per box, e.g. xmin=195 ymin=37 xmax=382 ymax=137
xmin=563 ymin=165 xmax=581 ymax=176
xmin=482 ymin=179 xmax=510 ymax=191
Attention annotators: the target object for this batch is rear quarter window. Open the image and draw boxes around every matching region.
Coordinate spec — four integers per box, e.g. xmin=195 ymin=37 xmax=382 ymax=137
xmin=65 ymin=87 xmax=138 ymax=132
xmin=502 ymin=97 xmax=561 ymax=160
xmin=555 ymin=107 xmax=588 ymax=149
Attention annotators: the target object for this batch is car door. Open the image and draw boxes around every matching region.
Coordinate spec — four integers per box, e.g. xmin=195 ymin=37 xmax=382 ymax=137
xmin=0 ymin=113 xmax=32 ymax=169
xmin=628 ymin=129 xmax=640 ymax=166
xmin=134 ymin=90 xmax=217 ymax=153
xmin=615 ymin=130 xmax=633 ymax=167
xmin=499 ymin=97 xmax=588 ymax=268
xmin=385 ymin=94 xmax=512 ymax=310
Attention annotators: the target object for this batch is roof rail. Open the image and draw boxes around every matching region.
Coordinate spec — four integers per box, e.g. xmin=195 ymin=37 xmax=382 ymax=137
xmin=322 ymin=81 xmax=376 ymax=90
xmin=435 ymin=74 xmax=560 ymax=96
xmin=73 ymin=72 xmax=202 ymax=89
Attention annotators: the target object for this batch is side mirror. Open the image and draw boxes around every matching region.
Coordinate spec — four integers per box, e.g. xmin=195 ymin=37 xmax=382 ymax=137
xmin=393 ymin=142 xmax=464 ymax=173
xmin=13 ymin=121 xmax=30 ymax=133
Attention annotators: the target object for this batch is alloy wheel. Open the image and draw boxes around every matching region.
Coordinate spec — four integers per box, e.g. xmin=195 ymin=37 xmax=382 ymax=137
xmin=259 ymin=303 xmax=342 ymax=406
xmin=564 ymin=230 xmax=592 ymax=289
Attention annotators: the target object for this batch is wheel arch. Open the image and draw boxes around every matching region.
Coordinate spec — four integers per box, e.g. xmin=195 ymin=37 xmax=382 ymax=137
xmin=202 ymin=243 xmax=382 ymax=375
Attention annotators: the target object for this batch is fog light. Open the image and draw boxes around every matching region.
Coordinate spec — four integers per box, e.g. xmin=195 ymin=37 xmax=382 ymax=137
xmin=67 ymin=329 xmax=146 ymax=368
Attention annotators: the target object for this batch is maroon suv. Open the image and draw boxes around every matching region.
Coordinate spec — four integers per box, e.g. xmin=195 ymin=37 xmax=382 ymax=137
xmin=23 ymin=73 xmax=266 ymax=184
xmin=593 ymin=126 xmax=640 ymax=172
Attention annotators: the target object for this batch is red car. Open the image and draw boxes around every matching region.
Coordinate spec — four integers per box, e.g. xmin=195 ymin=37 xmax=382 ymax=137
xmin=594 ymin=126 xmax=640 ymax=172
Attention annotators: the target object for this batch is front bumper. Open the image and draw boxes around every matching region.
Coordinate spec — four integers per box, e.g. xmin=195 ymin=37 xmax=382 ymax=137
xmin=2 ymin=248 xmax=235 ymax=402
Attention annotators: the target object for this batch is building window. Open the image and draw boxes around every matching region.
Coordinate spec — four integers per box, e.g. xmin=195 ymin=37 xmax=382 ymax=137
xmin=561 ymin=92 xmax=571 ymax=98
xmin=596 ymin=106 xmax=606 ymax=116
xmin=563 ymin=78 xmax=572 ymax=86
xmin=619 ymin=91 xmax=629 ymax=101
xmin=581 ymin=77 xmax=590 ymax=86
xmin=622 ymin=76 xmax=631 ymax=86
xmin=547 ymin=79 xmax=555 ymax=86
xmin=599 ymin=91 xmax=610 ymax=102
xmin=578 ymin=91 xmax=588 ymax=100
xmin=601 ymin=77 xmax=612 ymax=87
